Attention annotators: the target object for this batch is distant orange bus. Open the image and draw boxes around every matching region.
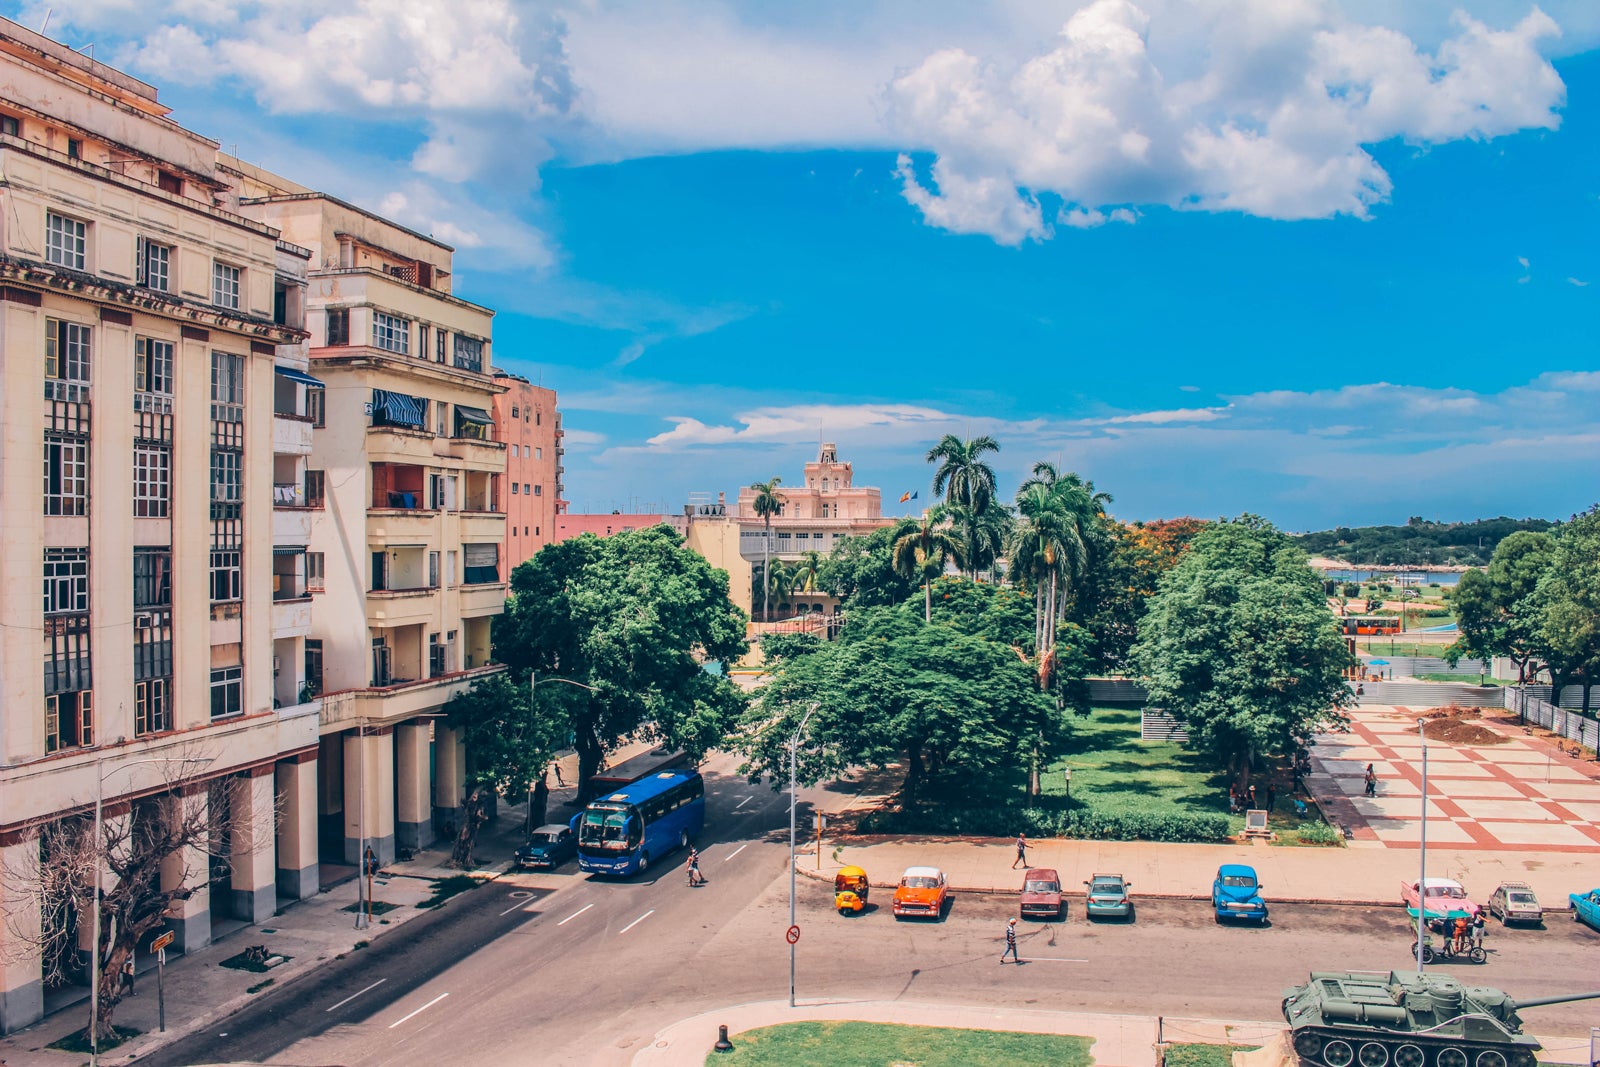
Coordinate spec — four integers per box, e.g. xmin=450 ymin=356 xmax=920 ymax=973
xmin=1341 ymin=615 xmax=1400 ymax=636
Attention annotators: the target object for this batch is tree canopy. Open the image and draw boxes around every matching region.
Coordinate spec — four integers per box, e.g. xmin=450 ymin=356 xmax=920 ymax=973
xmin=1446 ymin=530 xmax=1554 ymax=682
xmin=1293 ymin=516 xmax=1554 ymax=567
xmin=816 ymin=518 xmax=921 ymax=609
xmin=1130 ymin=516 xmax=1353 ymax=785
xmin=1529 ymin=505 xmax=1600 ymax=709
xmin=494 ymin=524 xmax=750 ymax=801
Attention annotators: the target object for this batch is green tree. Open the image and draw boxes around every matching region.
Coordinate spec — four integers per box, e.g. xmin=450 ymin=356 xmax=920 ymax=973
xmin=443 ymin=672 xmax=565 ymax=867
xmin=495 ymin=524 xmax=750 ymax=803
xmin=1009 ymin=470 xmax=1108 ymax=681
xmin=1446 ymin=530 xmax=1554 ymax=682
xmin=1129 ymin=516 xmax=1353 ymax=788
xmin=737 ymin=600 xmax=1058 ymax=804
xmin=927 ymin=433 xmax=1001 ymax=578
xmin=892 ymin=506 xmax=967 ymax=622
xmin=815 ymin=519 xmax=920 ymax=608
xmin=1532 ymin=506 xmax=1600 ymax=711
xmin=1073 ymin=517 xmax=1205 ymax=673
xmin=791 ymin=549 xmax=823 ymax=597
xmin=749 ymin=475 xmax=785 ymax=621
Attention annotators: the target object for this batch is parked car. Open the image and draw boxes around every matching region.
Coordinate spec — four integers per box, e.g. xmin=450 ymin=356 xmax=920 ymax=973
xmin=1212 ymin=864 xmax=1268 ymax=923
xmin=1401 ymin=877 xmax=1480 ymax=919
xmin=1486 ymin=881 xmax=1543 ymax=925
xmin=1571 ymin=888 xmax=1600 ymax=931
xmin=1083 ymin=873 xmax=1133 ymax=920
xmin=514 ymin=824 xmax=577 ymax=870
xmin=1019 ymin=868 xmax=1064 ymax=921
xmin=892 ymin=866 xmax=949 ymax=920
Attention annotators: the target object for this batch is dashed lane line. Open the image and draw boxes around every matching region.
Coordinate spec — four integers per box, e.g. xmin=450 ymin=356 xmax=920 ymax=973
xmin=325 ymin=978 xmax=386 ymax=1012
xmin=388 ymin=992 xmax=450 ymax=1029
xmin=619 ymin=909 xmax=655 ymax=934
xmin=557 ymin=903 xmax=594 ymax=926
xmin=734 ymin=795 xmax=755 ymax=810
xmin=723 ymin=844 xmax=748 ymax=862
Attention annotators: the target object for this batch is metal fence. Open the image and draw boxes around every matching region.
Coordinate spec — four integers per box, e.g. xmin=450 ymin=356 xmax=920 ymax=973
xmin=1502 ymin=687 xmax=1600 ymax=751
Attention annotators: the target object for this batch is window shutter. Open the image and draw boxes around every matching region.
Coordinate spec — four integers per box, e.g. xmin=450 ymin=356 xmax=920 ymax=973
xmin=136 ymin=236 xmax=147 ymax=285
xmin=45 ymin=694 xmax=59 ymax=752
xmin=79 ymin=691 xmax=93 ymax=746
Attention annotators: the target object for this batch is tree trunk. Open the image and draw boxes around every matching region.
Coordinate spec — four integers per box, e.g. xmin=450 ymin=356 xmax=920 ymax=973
xmin=90 ymin=939 xmax=127 ymax=1044
xmin=763 ymin=519 xmax=771 ymax=623
xmin=529 ymin=774 xmax=550 ymax=829
xmin=924 ymin=580 xmax=931 ymax=623
xmin=902 ymin=742 xmax=923 ymax=805
xmin=450 ymin=785 xmax=489 ymax=869
xmin=574 ymin=725 xmax=604 ymax=807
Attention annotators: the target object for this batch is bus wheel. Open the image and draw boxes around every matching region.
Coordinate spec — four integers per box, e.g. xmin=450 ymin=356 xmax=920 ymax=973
xmin=638 ymin=853 xmax=649 ymax=874
xmin=679 ymin=829 xmax=689 ymax=850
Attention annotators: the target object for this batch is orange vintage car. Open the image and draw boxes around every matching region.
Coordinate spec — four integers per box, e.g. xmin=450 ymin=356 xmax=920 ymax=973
xmin=892 ymin=866 xmax=949 ymax=920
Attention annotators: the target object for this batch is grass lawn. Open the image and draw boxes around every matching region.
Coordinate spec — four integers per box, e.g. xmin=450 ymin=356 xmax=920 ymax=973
xmin=1353 ymin=640 xmax=1459 ymax=658
xmin=1163 ymin=1043 xmax=1261 ymax=1067
xmin=705 ymin=1021 xmax=1094 ymax=1067
xmin=1037 ymin=708 xmax=1339 ymax=845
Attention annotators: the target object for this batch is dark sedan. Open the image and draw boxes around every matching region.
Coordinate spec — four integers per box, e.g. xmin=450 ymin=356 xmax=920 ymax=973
xmin=515 ymin=824 xmax=577 ymax=870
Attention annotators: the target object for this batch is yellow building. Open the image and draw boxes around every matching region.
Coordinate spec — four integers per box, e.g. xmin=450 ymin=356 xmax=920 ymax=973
xmin=0 ymin=18 xmax=312 ymax=1030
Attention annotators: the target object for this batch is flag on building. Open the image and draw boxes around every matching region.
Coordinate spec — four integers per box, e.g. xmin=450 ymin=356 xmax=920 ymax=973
xmin=899 ymin=490 xmax=919 ymax=503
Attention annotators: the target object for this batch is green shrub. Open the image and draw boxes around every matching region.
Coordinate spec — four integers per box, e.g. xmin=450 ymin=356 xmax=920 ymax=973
xmin=856 ymin=804 xmax=1231 ymax=842
xmin=1294 ymin=821 xmax=1344 ymax=846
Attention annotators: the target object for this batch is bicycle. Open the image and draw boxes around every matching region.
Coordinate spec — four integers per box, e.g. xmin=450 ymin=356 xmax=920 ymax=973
xmin=1413 ymin=936 xmax=1485 ymax=965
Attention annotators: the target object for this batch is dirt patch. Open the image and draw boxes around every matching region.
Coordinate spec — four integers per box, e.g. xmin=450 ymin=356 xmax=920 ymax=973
xmin=1421 ymin=703 xmax=1481 ymax=720
xmin=1421 ymin=718 xmax=1508 ymax=745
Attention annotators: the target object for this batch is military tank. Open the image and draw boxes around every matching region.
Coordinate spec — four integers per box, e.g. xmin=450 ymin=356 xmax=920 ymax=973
xmin=1282 ymin=971 xmax=1600 ymax=1067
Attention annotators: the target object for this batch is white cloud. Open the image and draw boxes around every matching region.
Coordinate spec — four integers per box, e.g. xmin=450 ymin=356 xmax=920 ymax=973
xmin=1100 ymin=406 xmax=1230 ymax=425
xmin=638 ymin=402 xmax=964 ymax=452
xmin=1568 ymin=276 xmax=1589 ymax=286
xmin=886 ymin=0 xmax=1565 ymax=239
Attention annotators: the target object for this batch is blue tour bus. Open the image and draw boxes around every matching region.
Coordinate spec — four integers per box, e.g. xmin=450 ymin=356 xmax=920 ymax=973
xmin=575 ymin=769 xmax=705 ymax=876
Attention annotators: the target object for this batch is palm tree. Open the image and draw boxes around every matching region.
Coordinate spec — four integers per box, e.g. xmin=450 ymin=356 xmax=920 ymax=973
xmin=791 ymin=550 xmax=822 ymax=597
xmin=1008 ymin=469 xmax=1112 ymax=678
xmin=749 ymin=476 xmax=784 ymax=621
xmin=949 ymin=501 xmax=1013 ymax=581
xmin=927 ymin=434 xmax=1001 ymax=578
xmin=892 ymin=506 xmax=967 ymax=622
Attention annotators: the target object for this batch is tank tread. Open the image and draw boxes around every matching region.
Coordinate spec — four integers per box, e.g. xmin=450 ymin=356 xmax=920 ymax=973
xmin=1290 ymin=1027 xmax=1539 ymax=1067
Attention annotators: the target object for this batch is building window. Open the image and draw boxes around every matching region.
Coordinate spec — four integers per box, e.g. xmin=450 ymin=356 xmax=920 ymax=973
xmin=304 ymin=469 xmax=325 ymax=508
xmin=463 ymin=543 xmax=499 ymax=585
xmin=44 ymin=691 xmax=92 ymax=752
xmin=135 ymin=336 xmax=174 ymax=396
xmin=45 ymin=318 xmax=92 ymax=396
xmin=372 ymin=637 xmax=392 ymax=686
xmin=135 ymin=678 xmax=170 ymax=736
xmin=511 ymin=406 xmax=520 ymax=420
xmin=0 ymin=115 xmax=17 ymax=136
xmin=373 ymin=311 xmax=410 ymax=355
xmin=326 ymin=308 xmax=349 ymax=346
xmin=43 ymin=435 xmax=89 ymax=516
xmin=133 ymin=444 xmax=171 ymax=517
xmin=210 ymin=549 xmax=242 ymax=603
xmin=451 ymin=334 xmax=484 ymax=372
xmin=156 ymin=171 xmax=182 ymax=195
xmin=533 ymin=484 xmax=542 ymax=496
xmin=210 ymin=448 xmax=242 ymax=505
xmin=209 ymin=666 xmax=242 ymax=719
xmin=535 ymin=447 xmax=542 ymax=459
xmin=511 ymin=483 xmax=519 ymax=495
xmin=46 ymin=212 xmax=87 ymax=270
xmin=306 ymin=551 xmax=325 ymax=593
xmin=211 ymin=351 xmax=244 ymax=422
xmin=212 ymin=261 xmax=241 ymax=309
xmin=307 ymin=386 xmax=325 ymax=427
xmin=134 ymin=547 xmax=172 ymax=608
xmin=418 ymin=323 xmax=430 ymax=360
xmin=43 ymin=548 xmax=89 ymax=614
xmin=436 ymin=329 xmax=447 ymax=363
xmin=66 ymin=138 xmax=81 ymax=160
xmin=429 ymin=551 xmax=440 ymax=588
xmin=136 ymin=237 xmax=170 ymax=291
xmin=304 ymin=639 xmax=323 ymax=697
xmin=429 ymin=632 xmax=446 ymax=678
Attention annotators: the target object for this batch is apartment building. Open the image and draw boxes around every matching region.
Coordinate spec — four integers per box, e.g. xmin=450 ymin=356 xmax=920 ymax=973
xmin=493 ymin=371 xmax=563 ymax=571
xmin=227 ymin=169 xmax=508 ymax=864
xmin=687 ymin=443 xmax=896 ymax=619
xmin=0 ymin=20 xmax=314 ymax=1032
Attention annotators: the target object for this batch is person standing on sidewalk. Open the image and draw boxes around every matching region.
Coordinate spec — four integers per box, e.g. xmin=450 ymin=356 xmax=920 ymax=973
xmin=1471 ymin=911 xmax=1486 ymax=952
xmin=1011 ymin=834 xmax=1028 ymax=869
xmin=1001 ymin=918 xmax=1021 ymax=964
xmin=1364 ymin=764 xmax=1377 ymax=798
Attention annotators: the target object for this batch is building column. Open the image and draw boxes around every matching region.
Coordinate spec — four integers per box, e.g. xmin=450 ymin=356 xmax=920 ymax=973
xmin=275 ymin=753 xmax=319 ymax=900
xmin=0 ymin=836 xmax=44 ymax=1034
xmin=343 ymin=728 xmax=395 ymax=865
xmin=228 ymin=769 xmax=277 ymax=924
xmin=161 ymin=789 xmax=210 ymax=954
xmin=395 ymin=723 xmax=432 ymax=852
xmin=434 ymin=724 xmax=464 ymax=836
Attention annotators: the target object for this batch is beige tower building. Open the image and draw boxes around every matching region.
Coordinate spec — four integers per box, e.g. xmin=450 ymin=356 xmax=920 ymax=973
xmin=227 ymin=170 xmax=509 ymax=863
xmin=0 ymin=19 xmax=315 ymax=1032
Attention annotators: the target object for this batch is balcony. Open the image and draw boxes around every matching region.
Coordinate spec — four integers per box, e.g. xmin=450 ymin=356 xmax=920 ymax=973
xmin=368 ymin=508 xmax=437 ymax=544
xmin=439 ymin=433 xmax=506 ymax=470
xmin=273 ymin=413 xmax=314 ymax=455
xmin=317 ymin=663 xmax=505 ymax=729
xmin=366 ymin=586 xmax=438 ymax=627
xmin=366 ymin=424 xmax=436 ymax=464
xmin=273 ymin=504 xmax=313 ymax=546
xmin=458 ymin=582 xmax=507 ymax=617
xmin=271 ymin=596 xmax=312 ymax=639
xmin=458 ymin=510 xmax=505 ymax=543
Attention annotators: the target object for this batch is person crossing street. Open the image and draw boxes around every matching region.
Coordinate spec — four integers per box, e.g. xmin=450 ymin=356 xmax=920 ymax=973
xmin=1000 ymin=917 xmax=1021 ymax=964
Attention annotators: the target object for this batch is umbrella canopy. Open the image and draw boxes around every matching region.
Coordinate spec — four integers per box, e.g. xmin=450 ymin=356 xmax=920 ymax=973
xmin=1369 ymin=659 xmax=1390 ymax=666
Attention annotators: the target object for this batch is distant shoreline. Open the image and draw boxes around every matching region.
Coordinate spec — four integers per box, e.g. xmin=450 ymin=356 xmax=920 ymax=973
xmin=1308 ymin=557 xmax=1474 ymax=574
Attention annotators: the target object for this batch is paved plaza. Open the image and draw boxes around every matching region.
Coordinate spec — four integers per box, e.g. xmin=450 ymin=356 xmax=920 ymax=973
xmin=1309 ymin=703 xmax=1600 ymax=852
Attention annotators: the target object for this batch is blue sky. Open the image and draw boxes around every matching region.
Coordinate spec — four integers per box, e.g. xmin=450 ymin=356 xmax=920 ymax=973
xmin=17 ymin=1 xmax=1597 ymax=530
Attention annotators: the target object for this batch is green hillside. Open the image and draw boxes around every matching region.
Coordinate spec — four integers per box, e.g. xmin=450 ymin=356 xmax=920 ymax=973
xmin=1292 ymin=516 xmax=1555 ymax=567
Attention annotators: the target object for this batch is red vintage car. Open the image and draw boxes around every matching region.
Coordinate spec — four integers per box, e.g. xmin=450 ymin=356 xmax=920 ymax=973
xmin=1020 ymin=867 xmax=1065 ymax=921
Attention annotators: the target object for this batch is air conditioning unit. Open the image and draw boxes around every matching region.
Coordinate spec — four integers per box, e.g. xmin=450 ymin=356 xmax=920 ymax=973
xmin=134 ymin=612 xmax=153 ymax=628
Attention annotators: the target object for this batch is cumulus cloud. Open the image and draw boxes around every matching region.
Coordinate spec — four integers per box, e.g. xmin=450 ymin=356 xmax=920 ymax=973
xmin=887 ymin=0 xmax=1565 ymax=240
xmin=639 ymin=403 xmax=964 ymax=451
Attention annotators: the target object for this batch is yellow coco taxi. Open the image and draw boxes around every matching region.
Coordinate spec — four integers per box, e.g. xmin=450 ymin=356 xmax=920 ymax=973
xmin=834 ymin=866 xmax=870 ymax=914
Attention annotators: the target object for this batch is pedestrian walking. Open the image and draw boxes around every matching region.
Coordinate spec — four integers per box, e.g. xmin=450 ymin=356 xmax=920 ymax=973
xmin=1001 ymin=917 xmax=1021 ymax=964
xmin=1246 ymin=784 xmax=1257 ymax=809
xmin=552 ymin=761 xmax=566 ymax=788
xmin=120 ymin=953 xmax=136 ymax=997
xmin=1011 ymin=833 xmax=1028 ymax=870
xmin=1364 ymin=764 xmax=1377 ymax=798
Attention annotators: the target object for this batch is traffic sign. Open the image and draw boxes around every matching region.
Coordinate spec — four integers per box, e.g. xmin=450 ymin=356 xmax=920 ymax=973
xmin=150 ymin=931 xmax=175 ymax=953
xmin=785 ymin=925 xmax=800 ymax=945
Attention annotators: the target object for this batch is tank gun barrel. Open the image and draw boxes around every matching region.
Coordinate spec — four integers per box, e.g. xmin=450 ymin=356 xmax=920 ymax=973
xmin=1512 ymin=991 xmax=1600 ymax=1011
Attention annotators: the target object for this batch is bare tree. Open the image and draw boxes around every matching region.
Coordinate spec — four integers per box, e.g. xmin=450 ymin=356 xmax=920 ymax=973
xmin=2 ymin=757 xmax=272 ymax=1046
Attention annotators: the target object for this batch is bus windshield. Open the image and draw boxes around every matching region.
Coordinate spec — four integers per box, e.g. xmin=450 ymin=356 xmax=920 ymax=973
xmin=581 ymin=805 xmax=634 ymax=846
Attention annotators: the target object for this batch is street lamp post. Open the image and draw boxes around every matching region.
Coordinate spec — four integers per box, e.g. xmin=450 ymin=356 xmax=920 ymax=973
xmin=1416 ymin=717 xmax=1428 ymax=974
xmin=788 ymin=703 xmax=819 ymax=1009
xmin=89 ymin=756 xmax=212 ymax=1067
xmin=530 ymin=671 xmax=600 ymax=806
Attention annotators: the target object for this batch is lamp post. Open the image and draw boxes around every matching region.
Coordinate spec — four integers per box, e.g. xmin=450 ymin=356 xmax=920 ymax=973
xmin=1415 ymin=717 xmax=1428 ymax=974
xmin=530 ymin=671 xmax=600 ymax=809
xmin=788 ymin=702 xmax=819 ymax=1009
xmin=89 ymin=756 xmax=212 ymax=1067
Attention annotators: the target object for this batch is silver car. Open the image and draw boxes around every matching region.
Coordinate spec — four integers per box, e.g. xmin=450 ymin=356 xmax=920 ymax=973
xmin=1487 ymin=881 xmax=1542 ymax=925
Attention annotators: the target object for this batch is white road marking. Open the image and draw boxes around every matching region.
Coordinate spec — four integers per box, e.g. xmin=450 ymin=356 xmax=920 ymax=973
xmin=1017 ymin=957 xmax=1089 ymax=963
xmin=325 ymin=978 xmax=386 ymax=1012
xmin=619 ymin=909 xmax=655 ymax=934
xmin=388 ymin=992 xmax=450 ymax=1029
xmin=723 ymin=844 xmax=748 ymax=862
xmin=499 ymin=898 xmax=537 ymax=916
xmin=557 ymin=903 xmax=594 ymax=926
xmin=734 ymin=795 xmax=755 ymax=810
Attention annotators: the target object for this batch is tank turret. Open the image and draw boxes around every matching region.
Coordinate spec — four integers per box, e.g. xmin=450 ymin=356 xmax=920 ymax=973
xmin=1281 ymin=971 xmax=1600 ymax=1067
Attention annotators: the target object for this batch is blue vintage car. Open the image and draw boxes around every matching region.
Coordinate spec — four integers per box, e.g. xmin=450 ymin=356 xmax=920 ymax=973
xmin=1571 ymin=887 xmax=1600 ymax=931
xmin=1212 ymin=863 xmax=1269 ymax=923
xmin=514 ymin=824 xmax=577 ymax=870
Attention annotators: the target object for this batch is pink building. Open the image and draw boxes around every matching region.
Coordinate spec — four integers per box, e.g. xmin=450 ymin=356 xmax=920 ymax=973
xmin=554 ymin=513 xmax=685 ymax=540
xmin=492 ymin=372 xmax=563 ymax=572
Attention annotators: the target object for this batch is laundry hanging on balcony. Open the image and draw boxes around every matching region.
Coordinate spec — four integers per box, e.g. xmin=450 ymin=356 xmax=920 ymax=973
xmin=371 ymin=388 xmax=427 ymax=429
xmin=454 ymin=405 xmax=494 ymax=440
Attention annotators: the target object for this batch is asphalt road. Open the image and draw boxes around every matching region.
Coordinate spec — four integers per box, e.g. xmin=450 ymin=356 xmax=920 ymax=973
xmin=143 ymin=757 xmax=1600 ymax=1067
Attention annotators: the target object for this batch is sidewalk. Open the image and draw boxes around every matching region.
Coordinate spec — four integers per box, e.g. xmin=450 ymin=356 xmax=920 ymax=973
xmin=0 ymin=740 xmax=657 ymax=1067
